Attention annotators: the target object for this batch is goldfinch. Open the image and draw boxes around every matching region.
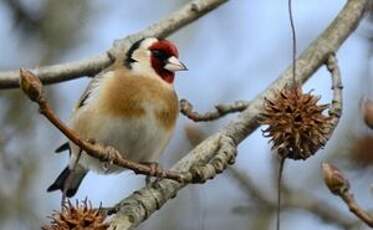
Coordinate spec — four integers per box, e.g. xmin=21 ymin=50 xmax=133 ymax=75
xmin=47 ymin=37 xmax=187 ymax=197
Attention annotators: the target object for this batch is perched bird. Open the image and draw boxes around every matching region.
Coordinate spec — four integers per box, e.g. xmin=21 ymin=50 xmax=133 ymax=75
xmin=48 ymin=37 xmax=187 ymax=197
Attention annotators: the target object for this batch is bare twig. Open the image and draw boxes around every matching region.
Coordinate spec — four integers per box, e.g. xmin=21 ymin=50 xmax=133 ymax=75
xmin=19 ymin=69 xmax=185 ymax=183
xmin=0 ymin=0 xmax=228 ymax=89
xmin=107 ymin=1 xmax=367 ymax=229
xmin=180 ymin=99 xmax=250 ymax=122
xmin=340 ymin=192 xmax=373 ymax=227
xmin=322 ymin=163 xmax=373 ymax=228
xmin=325 ymin=54 xmax=343 ymax=138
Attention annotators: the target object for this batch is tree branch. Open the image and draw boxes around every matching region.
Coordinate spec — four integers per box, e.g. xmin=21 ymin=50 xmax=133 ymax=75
xmin=180 ymin=99 xmax=250 ymax=122
xmin=107 ymin=1 xmax=367 ymax=229
xmin=0 ymin=0 xmax=228 ymax=89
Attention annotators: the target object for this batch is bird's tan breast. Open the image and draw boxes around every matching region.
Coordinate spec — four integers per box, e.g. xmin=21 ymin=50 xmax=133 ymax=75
xmin=98 ymin=70 xmax=179 ymax=130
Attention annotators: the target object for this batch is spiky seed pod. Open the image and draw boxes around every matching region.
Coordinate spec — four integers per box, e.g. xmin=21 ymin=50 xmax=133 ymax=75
xmin=42 ymin=199 xmax=108 ymax=230
xmin=260 ymin=86 xmax=332 ymax=160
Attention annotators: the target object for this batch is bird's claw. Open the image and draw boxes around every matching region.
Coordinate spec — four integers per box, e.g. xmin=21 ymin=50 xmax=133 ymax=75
xmin=103 ymin=146 xmax=120 ymax=172
xmin=142 ymin=162 xmax=165 ymax=187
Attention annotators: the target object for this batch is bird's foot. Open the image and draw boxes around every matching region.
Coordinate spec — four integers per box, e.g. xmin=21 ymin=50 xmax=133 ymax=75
xmin=102 ymin=145 xmax=122 ymax=172
xmin=141 ymin=162 xmax=165 ymax=187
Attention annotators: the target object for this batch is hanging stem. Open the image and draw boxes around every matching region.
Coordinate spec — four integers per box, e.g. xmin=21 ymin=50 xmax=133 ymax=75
xmin=276 ymin=156 xmax=286 ymax=230
xmin=288 ymin=0 xmax=297 ymax=87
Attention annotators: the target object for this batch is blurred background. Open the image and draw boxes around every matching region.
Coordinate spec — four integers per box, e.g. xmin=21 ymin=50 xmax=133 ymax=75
xmin=0 ymin=0 xmax=372 ymax=229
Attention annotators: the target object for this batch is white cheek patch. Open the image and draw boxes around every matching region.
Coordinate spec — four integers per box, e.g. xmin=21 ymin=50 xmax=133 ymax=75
xmin=131 ymin=50 xmax=158 ymax=77
xmin=131 ymin=37 xmax=158 ymax=64
xmin=132 ymin=49 xmax=151 ymax=65
xmin=127 ymin=37 xmax=161 ymax=78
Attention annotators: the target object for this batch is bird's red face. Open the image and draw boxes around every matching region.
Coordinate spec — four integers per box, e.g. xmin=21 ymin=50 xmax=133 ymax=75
xmin=149 ymin=40 xmax=187 ymax=84
xmin=125 ymin=38 xmax=187 ymax=84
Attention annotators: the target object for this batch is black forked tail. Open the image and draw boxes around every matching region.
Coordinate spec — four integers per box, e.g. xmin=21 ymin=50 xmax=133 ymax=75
xmin=47 ymin=166 xmax=87 ymax=197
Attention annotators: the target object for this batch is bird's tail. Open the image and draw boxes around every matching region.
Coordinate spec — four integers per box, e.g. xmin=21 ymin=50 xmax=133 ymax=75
xmin=47 ymin=166 xmax=87 ymax=197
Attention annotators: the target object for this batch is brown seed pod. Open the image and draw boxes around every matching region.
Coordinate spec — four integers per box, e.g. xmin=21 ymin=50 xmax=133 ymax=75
xmin=42 ymin=199 xmax=108 ymax=230
xmin=260 ymin=86 xmax=332 ymax=160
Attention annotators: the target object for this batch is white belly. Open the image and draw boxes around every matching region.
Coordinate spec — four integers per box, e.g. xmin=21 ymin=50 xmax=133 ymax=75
xmin=69 ymin=110 xmax=173 ymax=174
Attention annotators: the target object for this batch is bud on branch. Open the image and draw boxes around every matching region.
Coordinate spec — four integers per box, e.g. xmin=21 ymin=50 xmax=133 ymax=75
xmin=322 ymin=163 xmax=350 ymax=195
xmin=19 ymin=68 xmax=44 ymax=103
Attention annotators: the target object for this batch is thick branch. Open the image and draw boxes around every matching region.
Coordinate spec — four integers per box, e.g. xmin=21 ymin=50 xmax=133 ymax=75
xmin=0 ymin=0 xmax=228 ymax=89
xmin=107 ymin=0 xmax=367 ymax=229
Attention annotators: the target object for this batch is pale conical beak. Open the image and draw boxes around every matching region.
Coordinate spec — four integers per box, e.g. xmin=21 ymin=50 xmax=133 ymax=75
xmin=164 ymin=56 xmax=188 ymax=72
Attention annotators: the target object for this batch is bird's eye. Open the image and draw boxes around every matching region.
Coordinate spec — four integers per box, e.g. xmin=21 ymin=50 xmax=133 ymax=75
xmin=151 ymin=49 xmax=168 ymax=60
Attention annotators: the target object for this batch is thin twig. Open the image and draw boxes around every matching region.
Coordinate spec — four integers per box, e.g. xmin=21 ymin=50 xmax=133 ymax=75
xmin=288 ymin=0 xmax=297 ymax=86
xmin=340 ymin=193 xmax=373 ymax=227
xmin=325 ymin=53 xmax=343 ymax=138
xmin=180 ymin=99 xmax=249 ymax=122
xmin=276 ymin=157 xmax=286 ymax=230
xmin=322 ymin=163 xmax=373 ymax=228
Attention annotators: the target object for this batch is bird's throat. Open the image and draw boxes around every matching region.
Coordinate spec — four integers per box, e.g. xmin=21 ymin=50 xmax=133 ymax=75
xmin=151 ymin=57 xmax=175 ymax=84
xmin=161 ymin=72 xmax=175 ymax=84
